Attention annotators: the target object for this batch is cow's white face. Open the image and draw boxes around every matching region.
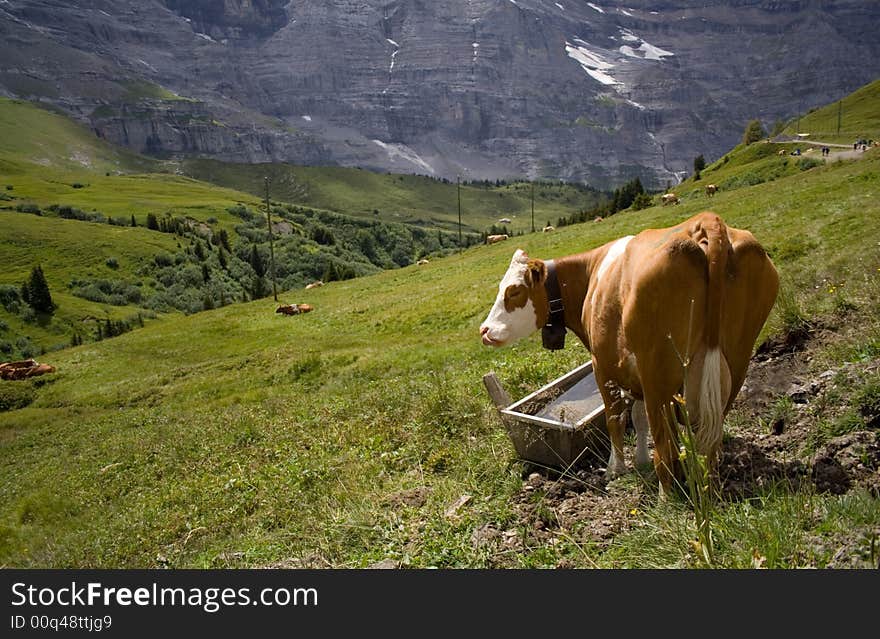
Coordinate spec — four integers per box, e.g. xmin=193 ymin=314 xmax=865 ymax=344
xmin=480 ymin=249 xmax=543 ymax=347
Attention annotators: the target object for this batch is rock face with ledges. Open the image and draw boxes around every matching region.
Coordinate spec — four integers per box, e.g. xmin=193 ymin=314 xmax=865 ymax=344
xmin=2 ymin=0 xmax=879 ymax=188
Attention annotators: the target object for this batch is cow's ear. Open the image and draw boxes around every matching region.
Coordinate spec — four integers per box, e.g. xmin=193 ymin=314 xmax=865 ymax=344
xmin=526 ymin=259 xmax=546 ymax=286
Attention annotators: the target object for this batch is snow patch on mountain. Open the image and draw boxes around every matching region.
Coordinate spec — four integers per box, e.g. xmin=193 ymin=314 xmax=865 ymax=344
xmin=565 ymin=39 xmax=620 ymax=86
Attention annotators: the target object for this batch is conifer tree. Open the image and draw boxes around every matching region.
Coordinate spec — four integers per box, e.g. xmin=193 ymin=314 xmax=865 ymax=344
xmin=218 ymin=229 xmax=231 ymax=252
xmin=22 ymin=265 xmax=55 ymax=314
xmin=693 ymin=154 xmax=706 ymax=180
xmin=249 ymin=245 xmax=266 ymax=278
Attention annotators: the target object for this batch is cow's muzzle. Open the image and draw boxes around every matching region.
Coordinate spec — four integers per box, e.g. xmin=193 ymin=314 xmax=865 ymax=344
xmin=480 ymin=325 xmax=502 ymax=347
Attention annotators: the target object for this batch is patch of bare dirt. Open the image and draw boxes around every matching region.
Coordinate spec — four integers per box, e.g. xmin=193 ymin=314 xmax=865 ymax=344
xmin=383 ymin=486 xmax=432 ymax=509
xmin=474 ymin=468 xmax=644 ymax=567
xmin=727 ymin=320 xmax=880 ymax=498
xmin=495 ymin=318 xmax=880 ymax=564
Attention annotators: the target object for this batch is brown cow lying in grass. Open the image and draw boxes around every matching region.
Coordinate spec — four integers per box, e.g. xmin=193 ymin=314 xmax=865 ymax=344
xmin=479 ymin=211 xmax=778 ymax=494
xmin=0 ymin=359 xmax=56 ymax=380
xmin=276 ymin=304 xmax=314 ymax=316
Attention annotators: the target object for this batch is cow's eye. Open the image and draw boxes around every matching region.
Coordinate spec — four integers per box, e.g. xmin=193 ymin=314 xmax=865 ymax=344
xmin=504 ymin=285 xmax=528 ymax=310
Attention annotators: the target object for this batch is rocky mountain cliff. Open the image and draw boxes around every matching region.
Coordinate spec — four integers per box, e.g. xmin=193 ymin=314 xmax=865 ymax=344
xmin=2 ymin=0 xmax=879 ymax=189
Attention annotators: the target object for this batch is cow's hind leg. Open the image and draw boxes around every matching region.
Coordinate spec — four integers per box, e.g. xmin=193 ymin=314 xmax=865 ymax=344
xmin=626 ymin=350 xmax=683 ymax=494
xmin=642 ymin=394 xmax=682 ymax=497
xmin=600 ymin=386 xmax=629 ymax=480
xmin=631 ymin=399 xmax=651 ymax=469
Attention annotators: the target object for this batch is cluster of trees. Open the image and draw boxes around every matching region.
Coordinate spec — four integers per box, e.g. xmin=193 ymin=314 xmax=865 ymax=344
xmin=62 ymin=200 xmax=481 ymax=318
xmin=1 ymin=266 xmax=55 ymax=315
xmin=70 ymin=313 xmax=147 ymax=346
xmin=381 ymin=172 xmax=598 ymax=197
xmin=18 ymin=204 xmax=134 ymax=226
xmin=0 ymin=334 xmax=38 ymax=360
xmin=554 ymin=177 xmax=648 ymax=227
xmin=743 ymin=119 xmax=767 ymax=145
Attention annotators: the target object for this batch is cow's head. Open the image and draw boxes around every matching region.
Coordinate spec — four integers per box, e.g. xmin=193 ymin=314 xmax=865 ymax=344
xmin=480 ymin=249 xmax=549 ymax=347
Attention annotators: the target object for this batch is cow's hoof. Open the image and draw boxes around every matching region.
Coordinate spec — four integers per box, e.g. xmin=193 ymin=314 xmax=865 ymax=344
xmin=603 ymin=466 xmax=627 ymax=481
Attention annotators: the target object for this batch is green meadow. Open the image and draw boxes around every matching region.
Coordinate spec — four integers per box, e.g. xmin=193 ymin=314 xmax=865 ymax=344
xmin=0 ymin=97 xmax=605 ymax=356
xmin=1 ymin=84 xmax=879 ymax=568
xmin=781 ymin=78 xmax=880 ymax=145
xmin=179 ymin=159 xmax=603 ymax=235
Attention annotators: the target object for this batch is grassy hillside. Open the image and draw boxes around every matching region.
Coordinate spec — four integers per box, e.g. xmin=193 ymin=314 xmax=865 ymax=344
xmin=0 ymin=102 xmax=271 ymax=358
xmin=1 ymin=141 xmax=878 ymax=568
xmin=781 ymin=77 xmax=880 ymax=144
xmin=0 ymin=212 xmax=182 ymax=356
xmin=180 ymin=159 xmax=604 ymax=235
xmin=656 ymin=112 xmax=878 ymax=205
xmin=0 ymin=98 xmax=154 ymax=175
xmin=1 ymin=98 xmax=545 ymax=357
xmin=665 ymin=141 xmax=823 ymax=202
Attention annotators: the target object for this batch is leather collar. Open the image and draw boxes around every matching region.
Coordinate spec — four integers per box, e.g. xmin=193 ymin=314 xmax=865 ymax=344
xmin=541 ymin=259 xmax=566 ymax=350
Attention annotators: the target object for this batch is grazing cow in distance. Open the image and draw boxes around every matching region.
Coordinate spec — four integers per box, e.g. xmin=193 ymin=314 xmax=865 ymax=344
xmin=498 ymin=217 xmax=512 ymax=224
xmin=486 ymin=234 xmax=509 ymax=245
xmin=479 ymin=211 xmax=779 ymax=493
xmin=305 ymin=280 xmax=324 ymax=290
xmin=593 ymin=216 xmax=604 ymax=223
xmin=542 ymin=225 xmax=555 ymax=233
xmin=417 ymin=258 xmax=430 ymax=265
xmin=661 ymin=193 xmax=679 ymax=206
xmin=705 ymin=184 xmax=717 ymax=197
xmin=276 ymin=303 xmax=314 ymax=315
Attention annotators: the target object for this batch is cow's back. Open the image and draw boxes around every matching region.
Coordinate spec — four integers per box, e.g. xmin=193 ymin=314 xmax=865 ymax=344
xmin=614 ymin=223 xmax=713 ymax=395
xmin=715 ymin=227 xmax=779 ymax=409
xmin=598 ymin=213 xmax=775 ymax=404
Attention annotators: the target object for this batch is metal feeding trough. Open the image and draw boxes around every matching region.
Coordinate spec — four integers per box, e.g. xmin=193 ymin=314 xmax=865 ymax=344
xmin=483 ymin=361 xmax=609 ymax=470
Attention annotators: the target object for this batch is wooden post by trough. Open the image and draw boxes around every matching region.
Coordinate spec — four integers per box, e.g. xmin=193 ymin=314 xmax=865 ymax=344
xmin=483 ymin=361 xmax=610 ymax=470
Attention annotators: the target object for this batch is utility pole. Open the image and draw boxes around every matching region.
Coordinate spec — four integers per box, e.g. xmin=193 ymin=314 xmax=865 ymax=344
xmin=530 ymin=181 xmax=535 ymax=233
xmin=837 ymin=100 xmax=842 ymax=136
xmin=457 ymin=174 xmax=462 ymax=252
xmin=264 ymin=176 xmax=278 ymax=302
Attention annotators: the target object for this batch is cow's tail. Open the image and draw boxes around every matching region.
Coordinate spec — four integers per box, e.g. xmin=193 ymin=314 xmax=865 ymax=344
xmin=696 ymin=215 xmax=730 ymax=457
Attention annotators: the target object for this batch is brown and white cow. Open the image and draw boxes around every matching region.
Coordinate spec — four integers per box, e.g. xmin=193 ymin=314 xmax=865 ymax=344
xmin=479 ymin=211 xmax=778 ymax=492
xmin=276 ymin=303 xmax=314 ymax=315
xmin=705 ymin=184 xmax=717 ymax=197
xmin=486 ymin=234 xmax=509 ymax=244
xmin=661 ymin=193 xmax=679 ymax=206
xmin=0 ymin=359 xmax=56 ymax=380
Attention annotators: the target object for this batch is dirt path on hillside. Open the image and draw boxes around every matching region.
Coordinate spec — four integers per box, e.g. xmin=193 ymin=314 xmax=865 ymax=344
xmin=771 ymin=135 xmax=875 ymax=163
